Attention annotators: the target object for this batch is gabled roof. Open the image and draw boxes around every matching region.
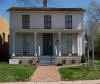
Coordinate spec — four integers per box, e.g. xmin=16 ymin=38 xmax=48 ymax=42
xmin=7 ymin=7 xmax=85 ymax=12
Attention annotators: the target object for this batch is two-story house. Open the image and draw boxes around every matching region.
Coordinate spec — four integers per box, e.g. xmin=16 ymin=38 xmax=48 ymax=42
xmin=8 ymin=3 xmax=85 ymax=64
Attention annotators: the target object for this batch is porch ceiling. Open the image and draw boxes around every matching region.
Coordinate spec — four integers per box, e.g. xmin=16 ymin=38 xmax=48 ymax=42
xmin=12 ymin=29 xmax=83 ymax=33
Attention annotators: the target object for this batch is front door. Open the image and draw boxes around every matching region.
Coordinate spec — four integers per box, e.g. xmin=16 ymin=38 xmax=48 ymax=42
xmin=43 ymin=33 xmax=53 ymax=55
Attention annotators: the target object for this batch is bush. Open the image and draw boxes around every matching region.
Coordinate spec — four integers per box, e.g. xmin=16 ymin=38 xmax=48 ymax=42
xmin=32 ymin=62 xmax=37 ymax=66
xmin=81 ymin=54 xmax=87 ymax=63
xmin=82 ymin=64 xmax=87 ymax=69
xmin=62 ymin=59 xmax=67 ymax=64
xmin=19 ymin=60 xmax=22 ymax=64
xmin=9 ymin=54 xmax=12 ymax=59
xmin=28 ymin=59 xmax=33 ymax=64
xmin=71 ymin=60 xmax=76 ymax=64
xmin=56 ymin=62 xmax=63 ymax=66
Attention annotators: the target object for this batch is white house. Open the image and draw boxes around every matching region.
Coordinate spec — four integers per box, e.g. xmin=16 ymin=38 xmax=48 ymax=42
xmin=8 ymin=4 xmax=85 ymax=64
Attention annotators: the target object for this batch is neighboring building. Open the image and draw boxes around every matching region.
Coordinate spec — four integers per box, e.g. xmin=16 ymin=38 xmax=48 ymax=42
xmin=0 ymin=16 xmax=9 ymax=46
xmin=8 ymin=4 xmax=85 ymax=64
xmin=0 ymin=16 xmax=9 ymax=62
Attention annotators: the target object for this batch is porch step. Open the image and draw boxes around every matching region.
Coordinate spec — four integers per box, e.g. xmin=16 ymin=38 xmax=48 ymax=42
xmin=39 ymin=56 xmax=56 ymax=65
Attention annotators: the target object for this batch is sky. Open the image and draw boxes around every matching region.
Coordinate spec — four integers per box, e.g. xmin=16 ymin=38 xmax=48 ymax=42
xmin=0 ymin=0 xmax=100 ymax=21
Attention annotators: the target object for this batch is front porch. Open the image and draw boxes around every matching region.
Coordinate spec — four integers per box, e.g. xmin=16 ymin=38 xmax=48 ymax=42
xmin=13 ymin=56 xmax=82 ymax=64
xmin=10 ymin=29 xmax=84 ymax=64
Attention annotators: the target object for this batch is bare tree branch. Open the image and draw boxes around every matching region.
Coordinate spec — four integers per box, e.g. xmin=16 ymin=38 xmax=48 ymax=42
xmin=0 ymin=0 xmax=52 ymax=7
xmin=86 ymin=0 xmax=100 ymax=25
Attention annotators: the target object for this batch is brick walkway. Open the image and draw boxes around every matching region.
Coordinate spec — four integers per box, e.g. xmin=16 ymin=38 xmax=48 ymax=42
xmin=1 ymin=80 xmax=100 ymax=84
xmin=31 ymin=66 xmax=60 ymax=82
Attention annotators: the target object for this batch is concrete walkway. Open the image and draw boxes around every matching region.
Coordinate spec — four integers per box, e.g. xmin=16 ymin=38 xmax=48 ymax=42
xmin=0 ymin=80 xmax=100 ymax=84
xmin=31 ymin=66 xmax=60 ymax=82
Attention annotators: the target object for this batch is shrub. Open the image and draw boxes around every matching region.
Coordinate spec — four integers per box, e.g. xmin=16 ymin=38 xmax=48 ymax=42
xmin=32 ymin=62 xmax=37 ymax=66
xmin=19 ymin=60 xmax=22 ymax=64
xmin=82 ymin=64 xmax=87 ymax=69
xmin=9 ymin=54 xmax=12 ymax=59
xmin=62 ymin=59 xmax=67 ymax=64
xmin=28 ymin=59 xmax=33 ymax=64
xmin=81 ymin=54 xmax=87 ymax=63
xmin=71 ymin=60 xmax=76 ymax=64
xmin=56 ymin=62 xmax=63 ymax=66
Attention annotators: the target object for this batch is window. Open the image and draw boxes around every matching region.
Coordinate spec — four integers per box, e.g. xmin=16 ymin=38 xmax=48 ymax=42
xmin=22 ymin=15 xmax=30 ymax=29
xmin=65 ymin=15 xmax=72 ymax=29
xmin=66 ymin=35 xmax=72 ymax=53
xmin=44 ymin=15 xmax=51 ymax=29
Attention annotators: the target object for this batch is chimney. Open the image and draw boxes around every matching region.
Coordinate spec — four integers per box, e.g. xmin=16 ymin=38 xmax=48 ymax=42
xmin=43 ymin=0 xmax=47 ymax=8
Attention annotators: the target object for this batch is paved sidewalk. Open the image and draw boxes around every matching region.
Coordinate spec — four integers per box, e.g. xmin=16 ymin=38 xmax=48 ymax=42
xmin=31 ymin=66 xmax=60 ymax=82
xmin=0 ymin=80 xmax=100 ymax=84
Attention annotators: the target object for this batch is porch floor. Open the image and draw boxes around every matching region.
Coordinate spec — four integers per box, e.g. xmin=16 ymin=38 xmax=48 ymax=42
xmin=31 ymin=66 xmax=60 ymax=82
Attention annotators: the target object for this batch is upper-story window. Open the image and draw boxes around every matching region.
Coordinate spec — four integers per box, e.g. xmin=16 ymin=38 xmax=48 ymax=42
xmin=22 ymin=15 xmax=30 ymax=29
xmin=44 ymin=15 xmax=51 ymax=29
xmin=65 ymin=15 xmax=72 ymax=29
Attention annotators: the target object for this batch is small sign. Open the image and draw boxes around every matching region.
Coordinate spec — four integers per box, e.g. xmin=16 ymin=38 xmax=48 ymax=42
xmin=9 ymin=59 xmax=19 ymax=64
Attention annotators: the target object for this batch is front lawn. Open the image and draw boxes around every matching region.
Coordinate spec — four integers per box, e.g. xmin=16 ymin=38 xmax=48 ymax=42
xmin=0 ymin=63 xmax=36 ymax=82
xmin=59 ymin=60 xmax=100 ymax=81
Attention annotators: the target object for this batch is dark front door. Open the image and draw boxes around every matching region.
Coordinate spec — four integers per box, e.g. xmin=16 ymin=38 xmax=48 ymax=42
xmin=43 ymin=33 xmax=53 ymax=55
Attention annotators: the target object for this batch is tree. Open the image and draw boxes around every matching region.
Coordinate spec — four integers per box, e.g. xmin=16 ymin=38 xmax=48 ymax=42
xmin=94 ymin=31 xmax=100 ymax=55
xmin=86 ymin=0 xmax=100 ymax=54
xmin=86 ymin=0 xmax=100 ymax=25
xmin=0 ymin=0 xmax=52 ymax=7
xmin=86 ymin=0 xmax=100 ymax=69
xmin=0 ymin=0 xmax=41 ymax=7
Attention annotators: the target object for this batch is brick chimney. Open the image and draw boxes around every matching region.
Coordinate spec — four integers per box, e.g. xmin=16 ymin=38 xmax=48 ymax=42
xmin=43 ymin=0 xmax=47 ymax=8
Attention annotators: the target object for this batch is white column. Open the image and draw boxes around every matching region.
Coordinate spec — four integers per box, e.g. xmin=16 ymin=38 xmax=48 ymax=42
xmin=77 ymin=34 xmax=80 ymax=56
xmin=78 ymin=32 xmax=83 ymax=56
xmin=72 ymin=35 xmax=74 ymax=53
xmin=58 ymin=32 xmax=61 ymax=56
xmin=34 ymin=32 xmax=37 ymax=56
xmin=13 ymin=32 xmax=15 ymax=56
xmin=38 ymin=45 xmax=40 ymax=56
xmin=83 ymin=32 xmax=85 ymax=54
xmin=55 ymin=46 xmax=58 ymax=56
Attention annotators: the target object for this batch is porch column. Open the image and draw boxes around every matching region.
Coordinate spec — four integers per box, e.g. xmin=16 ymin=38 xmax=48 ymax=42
xmin=34 ymin=32 xmax=37 ymax=56
xmin=78 ymin=32 xmax=82 ymax=56
xmin=58 ymin=32 xmax=61 ymax=56
xmin=77 ymin=34 xmax=80 ymax=56
xmin=12 ymin=32 xmax=15 ymax=56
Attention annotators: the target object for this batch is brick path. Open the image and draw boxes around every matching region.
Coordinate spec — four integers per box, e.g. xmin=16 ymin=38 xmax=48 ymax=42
xmin=1 ymin=80 xmax=100 ymax=84
xmin=31 ymin=66 xmax=60 ymax=82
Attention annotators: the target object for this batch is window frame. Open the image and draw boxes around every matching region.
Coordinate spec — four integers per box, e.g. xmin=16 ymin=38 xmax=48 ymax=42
xmin=65 ymin=15 xmax=72 ymax=29
xmin=22 ymin=15 xmax=30 ymax=29
xmin=44 ymin=15 xmax=51 ymax=29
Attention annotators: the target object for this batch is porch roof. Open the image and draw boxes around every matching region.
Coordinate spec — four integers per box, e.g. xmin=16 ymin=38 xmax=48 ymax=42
xmin=12 ymin=29 xmax=83 ymax=34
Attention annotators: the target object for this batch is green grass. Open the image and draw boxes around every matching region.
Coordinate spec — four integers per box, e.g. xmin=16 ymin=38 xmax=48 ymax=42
xmin=59 ymin=60 xmax=100 ymax=81
xmin=0 ymin=63 xmax=36 ymax=82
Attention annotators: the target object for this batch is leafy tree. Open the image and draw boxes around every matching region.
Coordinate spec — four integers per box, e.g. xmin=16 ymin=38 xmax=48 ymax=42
xmin=85 ymin=0 xmax=100 ymax=69
xmin=94 ymin=33 xmax=100 ymax=55
xmin=86 ymin=0 xmax=100 ymax=56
